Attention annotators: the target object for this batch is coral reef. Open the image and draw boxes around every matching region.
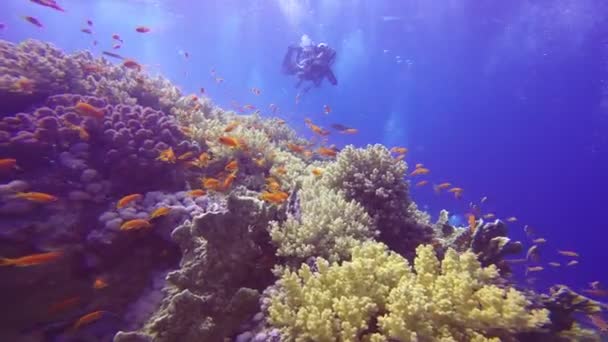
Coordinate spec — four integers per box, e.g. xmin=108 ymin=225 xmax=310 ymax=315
xmin=269 ymin=176 xmax=376 ymax=264
xmin=268 ymin=241 xmax=549 ymax=341
xmin=322 ymin=144 xmax=433 ymax=258
xmin=114 ymin=192 xmax=278 ymax=341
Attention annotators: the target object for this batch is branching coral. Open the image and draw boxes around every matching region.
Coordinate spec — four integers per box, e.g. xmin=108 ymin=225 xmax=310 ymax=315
xmin=322 ymin=144 xmax=433 ymax=257
xmin=268 ymin=242 xmax=550 ymax=342
xmin=268 ymin=176 xmax=376 ymax=263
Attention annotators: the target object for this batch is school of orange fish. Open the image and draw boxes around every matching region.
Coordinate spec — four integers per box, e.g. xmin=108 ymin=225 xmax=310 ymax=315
xmin=1 ymin=0 xmax=606 ymax=333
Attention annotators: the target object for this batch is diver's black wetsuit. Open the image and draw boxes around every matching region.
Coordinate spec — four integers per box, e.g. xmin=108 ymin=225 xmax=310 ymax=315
xmin=282 ymin=43 xmax=337 ymax=92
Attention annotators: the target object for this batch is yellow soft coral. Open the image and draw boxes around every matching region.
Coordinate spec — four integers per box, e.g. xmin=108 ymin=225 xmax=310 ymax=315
xmin=269 ymin=242 xmax=549 ymax=342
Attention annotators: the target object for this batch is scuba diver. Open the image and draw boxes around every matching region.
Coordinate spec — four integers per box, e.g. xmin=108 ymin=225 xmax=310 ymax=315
xmin=282 ymin=35 xmax=337 ymax=93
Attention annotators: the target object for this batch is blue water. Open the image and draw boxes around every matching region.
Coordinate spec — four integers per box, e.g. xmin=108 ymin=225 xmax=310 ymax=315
xmin=2 ymin=0 xmax=608 ymax=309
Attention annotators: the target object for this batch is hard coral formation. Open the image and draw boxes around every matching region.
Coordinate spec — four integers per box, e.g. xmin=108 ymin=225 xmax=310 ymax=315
xmin=115 ymin=193 xmax=278 ymax=341
xmin=322 ymin=144 xmax=433 ymax=258
xmin=268 ymin=242 xmax=549 ymax=342
xmin=269 ymin=176 xmax=376 ymax=264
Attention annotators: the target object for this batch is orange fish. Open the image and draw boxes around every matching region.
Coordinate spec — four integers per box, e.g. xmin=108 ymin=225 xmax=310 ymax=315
xmin=74 ymin=102 xmax=105 ymax=119
xmin=225 ymin=159 xmax=238 ymax=172
xmin=317 ymin=147 xmax=338 ymax=158
xmin=415 ymin=163 xmax=424 ymax=168
xmin=150 ymin=207 xmax=171 ymax=219
xmin=202 ymin=177 xmax=221 ymax=190
xmin=112 ymin=33 xmax=123 ymax=42
xmin=116 ymin=193 xmax=142 ymax=209
xmin=48 ymin=296 xmax=80 ymax=315
xmin=135 ymin=26 xmax=151 ymax=33
xmin=157 ymin=147 xmax=176 ymax=163
xmin=482 ymin=213 xmax=496 ymax=219
xmin=188 ymin=189 xmax=206 ymax=197
xmin=532 ymin=238 xmax=547 ymax=244
xmin=218 ymin=136 xmax=241 ymax=148
xmin=252 ymin=157 xmax=266 ymax=168
xmin=222 ymin=171 xmax=238 ymax=190
xmin=81 ymin=28 xmax=93 ymax=34
xmin=433 ymin=182 xmax=451 ymax=193
xmin=390 ymin=147 xmax=408 ymax=155
xmin=0 ymin=250 xmax=62 ymax=267
xmin=122 ymin=59 xmax=142 ymax=72
xmin=311 ymin=168 xmax=323 ymax=177
xmin=548 ymin=262 xmax=561 ymax=267
xmin=339 ymin=128 xmax=358 ymax=134
xmin=506 ymin=217 xmax=518 ymax=223
xmin=415 ymin=180 xmax=429 ymax=187
xmin=93 ymin=278 xmax=108 ymax=289
xmin=73 ymin=311 xmax=106 ymax=330
xmin=0 ymin=158 xmax=18 ymax=171
xmin=467 ymin=214 xmax=477 ymax=233
xmin=557 ymin=250 xmax=579 ymax=257
xmin=287 ymin=143 xmax=305 ymax=154
xmin=251 ymin=87 xmax=261 ymax=95
xmin=62 ymin=119 xmax=90 ymax=141
xmin=526 ymin=266 xmax=544 ymax=275
xmin=410 ymin=168 xmax=430 ymax=176
xmin=260 ymin=191 xmax=289 ymax=204
xmin=177 ymin=151 xmax=194 ymax=161
xmin=308 ymin=124 xmax=330 ymax=136
xmin=588 ymin=314 xmax=608 ymax=332
xmin=224 ymin=121 xmax=240 ymax=132
xmin=323 ymin=104 xmax=331 ymax=114
xmin=447 ymin=187 xmax=463 ymax=199
xmin=567 ymin=260 xmax=579 ymax=266
xmin=14 ymin=192 xmax=58 ymax=203
xmin=120 ymin=219 xmax=151 ymax=231
xmin=13 ymin=77 xmax=36 ymax=93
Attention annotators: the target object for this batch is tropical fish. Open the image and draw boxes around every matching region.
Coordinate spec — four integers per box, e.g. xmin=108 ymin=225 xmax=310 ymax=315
xmin=260 ymin=191 xmax=289 ymax=204
xmin=590 ymin=281 xmax=601 ymax=289
xmin=224 ymin=160 xmax=238 ymax=172
xmin=588 ymin=314 xmax=608 ymax=333
xmin=243 ymin=104 xmax=256 ymax=110
xmin=14 ymin=192 xmax=58 ymax=203
xmin=122 ymin=59 xmax=142 ymax=72
xmin=72 ymin=311 xmax=106 ymax=330
xmin=467 ymin=214 xmax=477 ymax=233
xmin=48 ymin=296 xmax=80 ymax=314
xmin=390 ymin=147 xmax=408 ymax=155
xmin=200 ymin=87 xmax=205 ymax=94
xmin=558 ymin=250 xmax=579 ymax=257
xmin=75 ymin=101 xmax=104 ymax=118
xmin=253 ymin=157 xmax=265 ymax=167
xmin=218 ymin=136 xmax=241 ymax=148
xmin=340 ymin=128 xmax=358 ymax=134
xmin=102 ymin=51 xmax=124 ymax=59
xmin=62 ymin=118 xmax=90 ymax=141
xmin=317 ymin=147 xmax=338 ymax=157
xmin=202 ymin=177 xmax=221 ymax=190
xmin=150 ymin=207 xmax=171 ymax=219
xmin=113 ymin=44 xmax=121 ymax=50
xmin=311 ymin=168 xmax=323 ymax=177
xmin=157 ymin=147 xmax=176 ymax=163
xmin=251 ymin=87 xmax=261 ymax=95
xmin=224 ymin=121 xmax=239 ymax=132
xmin=410 ymin=168 xmax=430 ymax=177
xmin=532 ymin=238 xmax=547 ymax=244
xmin=177 ymin=151 xmax=194 ymax=161
xmin=526 ymin=245 xmax=540 ymax=263
xmin=483 ymin=213 xmax=496 ymax=220
xmin=506 ymin=217 xmax=517 ymax=223
xmin=582 ymin=289 xmax=608 ymax=297
xmin=415 ymin=163 xmax=424 ymax=168
xmin=567 ymin=260 xmax=579 ymax=266
xmin=415 ymin=180 xmax=428 ymax=187
xmin=93 ymin=278 xmax=108 ymax=289
xmin=0 ymin=250 xmax=62 ymax=267
xmin=526 ymin=266 xmax=544 ymax=275
xmin=81 ymin=28 xmax=92 ymax=34
xmin=13 ymin=76 xmax=36 ymax=93
xmin=548 ymin=262 xmax=561 ymax=267
xmin=188 ymin=189 xmax=206 ymax=197
xmin=120 ymin=219 xmax=151 ymax=231
xmin=30 ymin=0 xmax=65 ymax=12
xmin=116 ymin=193 xmax=142 ymax=209
xmin=480 ymin=196 xmax=488 ymax=204
xmin=269 ymin=103 xmax=278 ymax=114
xmin=135 ymin=26 xmax=151 ymax=33
xmin=112 ymin=34 xmax=123 ymax=42
xmin=524 ymin=225 xmax=535 ymax=238
xmin=295 ymin=93 xmax=301 ymax=105
xmin=433 ymin=182 xmax=451 ymax=193
xmin=287 ymin=143 xmax=305 ymax=154
xmin=23 ymin=16 xmax=44 ymax=28
xmin=0 ymin=158 xmax=18 ymax=171
xmin=222 ymin=171 xmax=238 ymax=190
xmin=323 ymin=104 xmax=331 ymax=114
xmin=447 ymin=187 xmax=463 ymax=199
xmin=274 ymin=165 xmax=287 ymax=175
